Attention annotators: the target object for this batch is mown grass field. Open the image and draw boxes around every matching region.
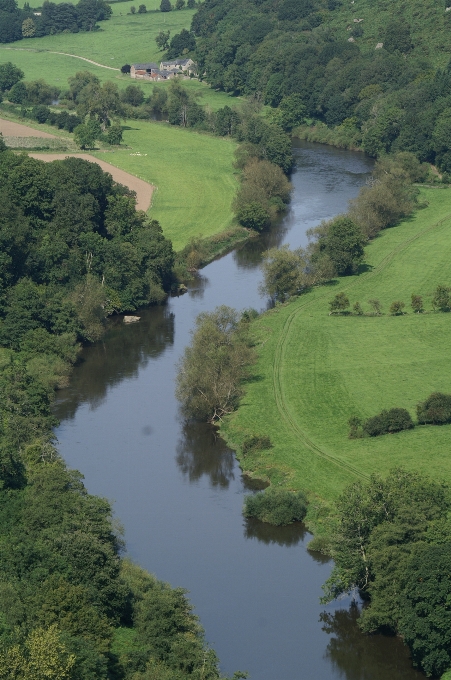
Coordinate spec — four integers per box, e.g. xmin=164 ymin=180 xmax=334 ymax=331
xmin=92 ymin=121 xmax=238 ymax=250
xmin=221 ymin=187 xmax=451 ymax=502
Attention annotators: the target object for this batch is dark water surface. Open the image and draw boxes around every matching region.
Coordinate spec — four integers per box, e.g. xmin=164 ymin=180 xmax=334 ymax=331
xmin=55 ymin=141 xmax=423 ymax=680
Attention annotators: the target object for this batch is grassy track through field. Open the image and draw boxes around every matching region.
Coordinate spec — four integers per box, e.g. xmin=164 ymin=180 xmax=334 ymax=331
xmin=222 ymin=187 xmax=451 ymax=500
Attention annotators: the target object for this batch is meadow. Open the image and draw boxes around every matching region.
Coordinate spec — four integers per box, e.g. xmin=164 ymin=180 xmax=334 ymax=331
xmin=92 ymin=121 xmax=239 ymax=250
xmin=221 ymin=187 xmax=451 ymax=501
xmin=0 ymin=4 xmax=242 ymax=107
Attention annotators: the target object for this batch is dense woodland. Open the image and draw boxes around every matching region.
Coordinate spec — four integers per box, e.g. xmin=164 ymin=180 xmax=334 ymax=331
xmin=167 ymin=0 xmax=451 ymax=173
xmin=0 ymin=145 xmax=229 ymax=680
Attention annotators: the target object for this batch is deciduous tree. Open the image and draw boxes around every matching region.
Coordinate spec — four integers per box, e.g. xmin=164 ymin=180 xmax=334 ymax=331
xmin=176 ymin=306 xmax=255 ymax=422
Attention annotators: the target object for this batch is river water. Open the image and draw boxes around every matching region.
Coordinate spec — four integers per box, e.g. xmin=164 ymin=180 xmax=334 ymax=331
xmin=54 ymin=141 xmax=423 ymax=680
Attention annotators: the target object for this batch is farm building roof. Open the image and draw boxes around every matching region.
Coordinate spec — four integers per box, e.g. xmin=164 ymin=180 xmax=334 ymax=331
xmin=132 ymin=63 xmax=159 ymax=70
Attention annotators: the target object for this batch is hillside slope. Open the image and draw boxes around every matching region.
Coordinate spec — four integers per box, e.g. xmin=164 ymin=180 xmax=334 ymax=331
xmin=191 ymin=0 xmax=451 ymax=169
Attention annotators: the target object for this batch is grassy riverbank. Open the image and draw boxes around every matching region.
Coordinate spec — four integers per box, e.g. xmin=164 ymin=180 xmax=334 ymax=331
xmin=221 ymin=186 xmax=451 ymax=506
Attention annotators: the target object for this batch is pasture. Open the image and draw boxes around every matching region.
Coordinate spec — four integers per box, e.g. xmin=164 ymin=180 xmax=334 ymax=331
xmin=221 ymin=188 xmax=451 ymax=501
xmin=4 ymin=4 xmax=195 ymax=68
xmin=92 ymin=121 xmax=239 ymax=250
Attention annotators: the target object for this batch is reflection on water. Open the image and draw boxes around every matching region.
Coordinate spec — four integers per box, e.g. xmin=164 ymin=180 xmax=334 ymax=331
xmin=321 ymin=605 xmax=424 ymax=680
xmin=244 ymin=517 xmax=307 ymax=547
xmin=54 ymin=306 xmax=174 ymax=421
xmin=176 ymin=422 xmax=236 ymax=488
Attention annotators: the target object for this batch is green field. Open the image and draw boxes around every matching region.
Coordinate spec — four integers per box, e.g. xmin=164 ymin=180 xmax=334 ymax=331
xmin=0 ymin=5 xmax=241 ymax=109
xmin=5 ymin=4 xmax=194 ymax=67
xmin=92 ymin=121 xmax=238 ymax=250
xmin=221 ymin=187 xmax=451 ymax=501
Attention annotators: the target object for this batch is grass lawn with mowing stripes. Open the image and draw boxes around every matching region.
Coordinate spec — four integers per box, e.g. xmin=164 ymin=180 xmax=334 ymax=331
xmin=221 ymin=187 xmax=451 ymax=501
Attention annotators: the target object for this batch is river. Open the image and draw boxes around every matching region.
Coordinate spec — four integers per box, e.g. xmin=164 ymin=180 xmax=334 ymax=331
xmin=54 ymin=140 xmax=423 ymax=680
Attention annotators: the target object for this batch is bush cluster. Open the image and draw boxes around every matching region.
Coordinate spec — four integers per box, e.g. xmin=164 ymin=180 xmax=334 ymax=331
xmin=349 ymin=392 xmax=451 ymax=438
xmin=243 ymin=487 xmax=308 ymax=526
xmin=349 ymin=409 xmax=414 ymax=438
xmin=417 ymin=392 xmax=451 ymax=424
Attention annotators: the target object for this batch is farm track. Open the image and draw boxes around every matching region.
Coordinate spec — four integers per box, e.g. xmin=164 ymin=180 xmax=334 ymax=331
xmin=1 ymin=46 xmax=120 ymax=70
xmin=272 ymin=211 xmax=451 ymax=480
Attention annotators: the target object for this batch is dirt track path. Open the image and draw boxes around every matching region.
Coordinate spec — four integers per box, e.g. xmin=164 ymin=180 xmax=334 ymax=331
xmin=1 ymin=47 xmax=120 ymax=71
xmin=30 ymin=154 xmax=154 ymax=211
xmin=0 ymin=118 xmax=56 ymax=138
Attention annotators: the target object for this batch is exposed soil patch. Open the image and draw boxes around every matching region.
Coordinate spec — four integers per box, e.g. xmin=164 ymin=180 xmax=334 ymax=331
xmin=0 ymin=118 xmax=56 ymax=138
xmin=29 ymin=153 xmax=154 ymax=211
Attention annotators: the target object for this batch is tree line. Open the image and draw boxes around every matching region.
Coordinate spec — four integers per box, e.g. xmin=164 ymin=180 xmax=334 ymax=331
xmin=329 ymin=284 xmax=451 ymax=316
xmin=0 ymin=0 xmax=112 ymax=43
xmin=349 ymin=392 xmax=451 ymax=438
xmin=323 ymin=468 xmax=451 ymax=678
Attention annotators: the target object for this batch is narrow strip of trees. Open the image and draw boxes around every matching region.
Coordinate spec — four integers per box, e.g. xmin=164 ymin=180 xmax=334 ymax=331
xmin=176 ymin=306 xmax=256 ymax=423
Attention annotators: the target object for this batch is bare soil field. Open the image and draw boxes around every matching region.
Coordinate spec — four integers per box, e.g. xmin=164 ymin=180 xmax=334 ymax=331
xmin=0 ymin=118 xmax=56 ymax=138
xmin=29 ymin=153 xmax=154 ymax=211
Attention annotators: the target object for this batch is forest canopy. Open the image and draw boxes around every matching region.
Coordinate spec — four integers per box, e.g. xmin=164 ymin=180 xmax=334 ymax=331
xmin=187 ymin=0 xmax=451 ymax=171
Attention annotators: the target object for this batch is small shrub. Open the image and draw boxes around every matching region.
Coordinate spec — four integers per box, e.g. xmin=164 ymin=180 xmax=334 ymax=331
xmin=107 ymin=124 xmax=123 ymax=145
xmin=307 ymin=535 xmax=332 ymax=555
xmin=236 ymin=202 xmax=270 ymax=231
xmin=389 ymin=300 xmax=405 ymax=315
xmin=348 ymin=415 xmax=363 ymax=438
xmin=417 ymin=392 xmax=451 ymax=425
xmin=31 ymin=104 xmax=50 ymax=123
xmin=329 ymin=292 xmax=350 ymax=314
xmin=411 ymin=294 xmax=423 ymax=313
xmin=363 ymin=408 xmax=414 ymax=437
xmin=242 ymin=435 xmax=272 ymax=456
xmin=353 ymin=301 xmax=364 ymax=315
xmin=240 ymin=308 xmax=259 ymax=323
xmin=243 ymin=487 xmax=308 ymax=525
xmin=432 ymin=285 xmax=451 ymax=312
xmin=368 ymin=298 xmax=382 ymax=315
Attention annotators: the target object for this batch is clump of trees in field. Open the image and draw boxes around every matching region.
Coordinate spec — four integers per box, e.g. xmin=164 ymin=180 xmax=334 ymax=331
xmin=417 ymin=392 xmax=451 ymax=425
xmin=349 ymin=409 xmax=414 ymax=438
xmin=244 ymin=487 xmax=308 ymax=526
xmin=323 ymin=468 xmax=451 ymax=677
xmin=176 ymin=306 xmax=256 ymax=423
xmin=349 ymin=391 xmax=451 ymax=438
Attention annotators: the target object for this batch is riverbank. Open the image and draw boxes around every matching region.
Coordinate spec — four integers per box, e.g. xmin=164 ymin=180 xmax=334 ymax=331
xmin=220 ymin=186 xmax=451 ymax=532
